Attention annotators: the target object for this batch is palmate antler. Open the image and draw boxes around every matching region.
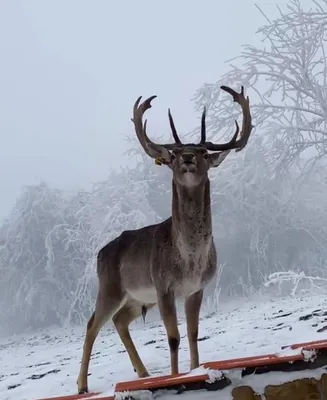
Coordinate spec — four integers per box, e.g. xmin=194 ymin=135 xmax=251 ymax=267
xmin=131 ymin=86 xmax=253 ymax=156
xmin=202 ymin=86 xmax=253 ymax=152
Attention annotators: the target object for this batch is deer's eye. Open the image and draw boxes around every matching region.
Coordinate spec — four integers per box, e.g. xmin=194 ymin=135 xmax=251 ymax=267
xmin=171 ymin=153 xmax=176 ymax=160
xmin=204 ymin=153 xmax=209 ymax=159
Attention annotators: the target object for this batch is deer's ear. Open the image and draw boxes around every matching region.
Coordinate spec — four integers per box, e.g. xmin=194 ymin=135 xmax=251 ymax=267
xmin=146 ymin=143 xmax=172 ymax=164
xmin=209 ymin=150 xmax=231 ymax=168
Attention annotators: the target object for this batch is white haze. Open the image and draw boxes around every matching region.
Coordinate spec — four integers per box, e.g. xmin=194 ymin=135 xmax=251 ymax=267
xmin=1 ymin=1 xmax=327 ymax=397
xmin=0 ymin=0 xmax=326 ymax=359
xmin=0 ymin=0 xmax=281 ymax=219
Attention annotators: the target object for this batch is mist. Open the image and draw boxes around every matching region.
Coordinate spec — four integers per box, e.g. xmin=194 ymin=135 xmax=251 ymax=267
xmin=1 ymin=0 xmax=326 ymax=336
xmin=0 ymin=0 xmax=280 ymax=219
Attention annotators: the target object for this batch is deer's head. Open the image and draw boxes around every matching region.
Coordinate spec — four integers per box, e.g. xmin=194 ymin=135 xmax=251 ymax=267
xmin=131 ymin=86 xmax=253 ymax=188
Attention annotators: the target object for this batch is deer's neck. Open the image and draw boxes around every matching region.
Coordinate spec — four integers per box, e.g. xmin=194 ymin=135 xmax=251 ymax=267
xmin=171 ymin=179 xmax=212 ymax=247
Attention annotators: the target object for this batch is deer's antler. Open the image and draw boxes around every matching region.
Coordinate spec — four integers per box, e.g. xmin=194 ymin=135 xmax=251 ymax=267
xmin=199 ymin=106 xmax=207 ymax=144
xmin=203 ymin=86 xmax=253 ymax=152
xmin=168 ymin=109 xmax=182 ymax=144
xmin=131 ymin=96 xmax=182 ymax=157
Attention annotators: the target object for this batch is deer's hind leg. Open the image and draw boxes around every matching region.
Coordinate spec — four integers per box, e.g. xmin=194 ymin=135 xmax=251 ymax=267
xmin=112 ymin=298 xmax=155 ymax=378
xmin=77 ymin=284 xmax=126 ymax=394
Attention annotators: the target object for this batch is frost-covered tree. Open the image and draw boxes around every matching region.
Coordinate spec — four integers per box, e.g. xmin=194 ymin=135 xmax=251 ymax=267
xmin=0 ymin=162 xmax=162 ymax=332
xmin=64 ymin=164 xmax=160 ymax=325
xmin=188 ymin=0 xmax=327 ymax=297
xmin=209 ymin=152 xmax=327 ymax=296
xmin=0 ymin=182 xmax=67 ymax=332
xmin=194 ymin=0 xmax=327 ymax=171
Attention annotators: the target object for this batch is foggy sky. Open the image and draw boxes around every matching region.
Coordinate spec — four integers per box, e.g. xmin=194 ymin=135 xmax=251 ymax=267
xmin=0 ymin=0 xmax=282 ymax=219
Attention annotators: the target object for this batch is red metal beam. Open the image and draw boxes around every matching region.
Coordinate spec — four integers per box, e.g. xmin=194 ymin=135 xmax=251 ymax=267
xmin=36 ymin=339 xmax=327 ymax=399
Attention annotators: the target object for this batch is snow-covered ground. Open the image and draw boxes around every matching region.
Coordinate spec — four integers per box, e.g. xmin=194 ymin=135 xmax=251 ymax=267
xmin=1 ymin=294 xmax=327 ymax=400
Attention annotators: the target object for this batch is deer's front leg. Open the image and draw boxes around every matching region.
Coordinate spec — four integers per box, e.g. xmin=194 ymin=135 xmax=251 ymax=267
xmin=185 ymin=289 xmax=203 ymax=370
xmin=157 ymin=290 xmax=180 ymax=375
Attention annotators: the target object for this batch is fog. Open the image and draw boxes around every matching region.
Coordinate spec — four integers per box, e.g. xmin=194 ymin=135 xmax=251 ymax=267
xmin=1 ymin=0 xmax=326 ymax=335
xmin=0 ymin=0 xmax=279 ymax=219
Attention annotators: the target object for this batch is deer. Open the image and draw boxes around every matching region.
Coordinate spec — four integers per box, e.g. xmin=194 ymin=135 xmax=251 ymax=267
xmin=77 ymin=86 xmax=253 ymax=394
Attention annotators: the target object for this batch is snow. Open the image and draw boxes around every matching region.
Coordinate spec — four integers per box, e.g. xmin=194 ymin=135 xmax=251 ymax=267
xmin=1 ymin=293 xmax=327 ymax=400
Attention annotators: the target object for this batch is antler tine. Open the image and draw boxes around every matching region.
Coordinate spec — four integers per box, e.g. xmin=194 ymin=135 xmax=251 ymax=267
xmin=131 ymin=96 xmax=181 ymax=157
xmin=168 ymin=109 xmax=182 ymax=144
xmin=131 ymin=95 xmax=159 ymax=158
xmin=200 ymin=106 xmax=206 ymax=144
xmin=203 ymin=86 xmax=253 ymax=152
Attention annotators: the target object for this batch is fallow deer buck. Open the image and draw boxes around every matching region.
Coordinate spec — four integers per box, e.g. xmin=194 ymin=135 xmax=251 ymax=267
xmin=77 ymin=86 xmax=253 ymax=394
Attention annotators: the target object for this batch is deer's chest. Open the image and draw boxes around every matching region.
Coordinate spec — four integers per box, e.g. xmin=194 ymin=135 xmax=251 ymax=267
xmin=176 ymin=238 xmax=211 ymax=269
xmin=174 ymin=275 xmax=203 ymax=298
xmin=172 ymin=244 xmax=212 ymax=297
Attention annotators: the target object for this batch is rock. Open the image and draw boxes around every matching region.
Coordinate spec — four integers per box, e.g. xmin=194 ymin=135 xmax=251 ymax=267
xmin=264 ymin=377 xmax=321 ymax=400
xmin=232 ymin=385 xmax=262 ymax=399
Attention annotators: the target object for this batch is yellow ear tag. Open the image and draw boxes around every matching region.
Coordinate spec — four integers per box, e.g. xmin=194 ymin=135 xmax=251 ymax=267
xmin=155 ymin=158 xmax=163 ymax=166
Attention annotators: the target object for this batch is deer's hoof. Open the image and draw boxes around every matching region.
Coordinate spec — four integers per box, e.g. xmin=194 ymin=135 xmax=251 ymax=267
xmin=78 ymin=387 xmax=88 ymax=394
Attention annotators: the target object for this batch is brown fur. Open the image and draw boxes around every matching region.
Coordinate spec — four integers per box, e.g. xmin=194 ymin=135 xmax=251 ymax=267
xmin=77 ymin=87 xmax=253 ymax=394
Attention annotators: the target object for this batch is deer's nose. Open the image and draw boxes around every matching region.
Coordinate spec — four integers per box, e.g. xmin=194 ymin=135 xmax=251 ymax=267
xmin=181 ymin=153 xmax=195 ymax=163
